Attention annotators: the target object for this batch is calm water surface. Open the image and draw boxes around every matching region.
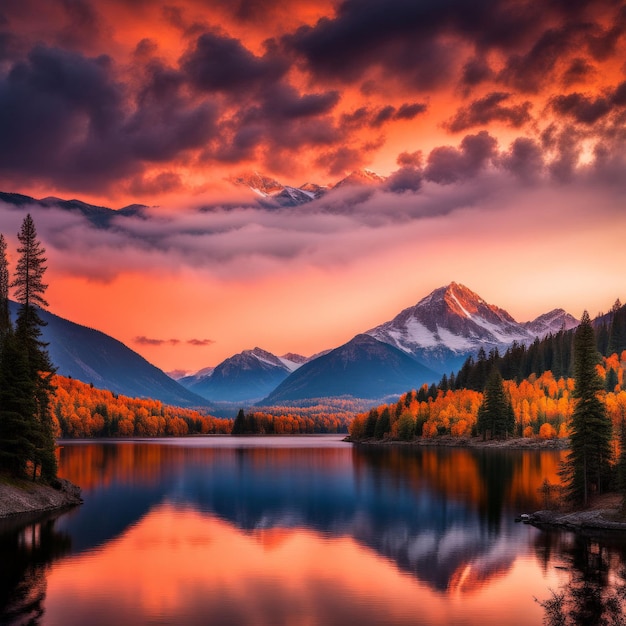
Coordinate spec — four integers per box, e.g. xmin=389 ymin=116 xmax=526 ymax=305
xmin=2 ymin=436 xmax=626 ymax=625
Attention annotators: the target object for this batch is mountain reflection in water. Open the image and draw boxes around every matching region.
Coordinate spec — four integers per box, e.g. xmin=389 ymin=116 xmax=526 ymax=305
xmin=1 ymin=437 xmax=625 ymax=626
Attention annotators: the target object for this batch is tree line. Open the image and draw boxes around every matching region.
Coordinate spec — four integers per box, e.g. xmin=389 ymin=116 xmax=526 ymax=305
xmin=0 ymin=215 xmax=57 ymax=482
xmin=350 ymin=310 xmax=626 ymax=508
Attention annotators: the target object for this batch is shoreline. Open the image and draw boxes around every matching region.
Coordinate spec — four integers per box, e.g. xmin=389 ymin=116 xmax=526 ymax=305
xmin=347 ymin=436 xmax=570 ymax=450
xmin=529 ymin=507 xmax=626 ymax=535
xmin=0 ymin=477 xmax=83 ymax=520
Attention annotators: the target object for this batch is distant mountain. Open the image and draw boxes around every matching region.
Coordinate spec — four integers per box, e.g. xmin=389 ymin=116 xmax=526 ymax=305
xmin=0 ymin=191 xmax=146 ymax=227
xmin=331 ymin=169 xmax=386 ymax=189
xmin=8 ymin=301 xmax=207 ymax=407
xmin=523 ymin=309 xmax=579 ymax=338
xmin=181 ymin=347 xmax=299 ymax=402
xmin=229 ymin=169 xmax=386 ymax=207
xmin=367 ymin=282 xmax=578 ymax=374
xmin=261 ymin=334 xmax=438 ymax=404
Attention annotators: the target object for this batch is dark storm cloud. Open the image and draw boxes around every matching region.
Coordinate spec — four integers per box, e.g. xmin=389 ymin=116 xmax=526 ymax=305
xmin=397 ymin=151 xmax=423 ymax=167
xmin=394 ymin=102 xmax=427 ymax=120
xmin=340 ymin=103 xmax=426 ymax=131
xmin=424 ymin=131 xmax=498 ymax=184
xmin=181 ymin=30 xmax=287 ymax=95
xmin=498 ymin=137 xmax=545 ymax=181
xmin=446 ymin=92 xmax=532 ymax=132
xmin=315 ymin=146 xmax=369 ymax=176
xmin=254 ymin=84 xmax=340 ymax=121
xmin=282 ymin=0 xmax=618 ymax=88
xmin=383 ymin=166 xmax=423 ymax=193
xmin=550 ymin=81 xmax=626 ymax=126
xmin=0 ymin=45 xmax=123 ymax=173
xmin=461 ymin=57 xmax=494 ymax=88
xmin=0 ymin=44 xmax=219 ymax=190
xmin=586 ymin=4 xmax=626 ymax=61
xmin=498 ymin=26 xmax=577 ymax=93
xmin=58 ymin=0 xmax=103 ymax=50
xmin=561 ymin=57 xmax=595 ymax=86
xmin=612 ymin=81 xmax=626 ymax=106
xmin=551 ymin=92 xmax=612 ymax=125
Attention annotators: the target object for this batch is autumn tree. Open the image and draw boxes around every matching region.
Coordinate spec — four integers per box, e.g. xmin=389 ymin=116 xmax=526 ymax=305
xmin=11 ymin=215 xmax=57 ymax=481
xmin=561 ymin=311 xmax=613 ymax=506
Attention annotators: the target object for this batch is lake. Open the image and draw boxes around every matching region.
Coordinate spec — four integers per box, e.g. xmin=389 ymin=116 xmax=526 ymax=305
xmin=2 ymin=436 xmax=626 ymax=625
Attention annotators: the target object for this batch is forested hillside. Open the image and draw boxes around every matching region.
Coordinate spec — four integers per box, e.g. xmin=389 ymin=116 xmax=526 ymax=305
xmin=350 ymin=355 xmax=626 ymax=442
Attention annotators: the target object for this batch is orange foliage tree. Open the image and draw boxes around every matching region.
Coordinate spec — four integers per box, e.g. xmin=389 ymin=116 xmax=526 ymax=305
xmin=52 ymin=376 xmax=231 ymax=438
xmin=350 ymin=353 xmax=626 ymax=445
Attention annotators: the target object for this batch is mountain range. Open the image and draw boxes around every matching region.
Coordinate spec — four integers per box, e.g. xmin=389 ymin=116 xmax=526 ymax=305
xmin=5 ymin=274 xmax=580 ymax=408
xmin=0 ymin=182 xmax=582 ymax=407
xmin=176 ymin=282 xmax=579 ymax=405
xmin=230 ymin=168 xmax=385 ymax=207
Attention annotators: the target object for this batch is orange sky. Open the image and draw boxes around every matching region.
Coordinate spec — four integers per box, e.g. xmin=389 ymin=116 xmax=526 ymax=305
xmin=0 ymin=0 xmax=625 ymax=372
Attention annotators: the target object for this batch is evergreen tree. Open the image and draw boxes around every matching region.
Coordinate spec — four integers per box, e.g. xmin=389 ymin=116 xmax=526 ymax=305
xmin=10 ymin=215 xmax=57 ymax=481
xmin=0 ymin=330 xmax=36 ymax=476
xmin=374 ymin=407 xmax=391 ymax=439
xmin=477 ymin=369 xmax=515 ymax=440
xmin=617 ymin=411 xmax=626 ymax=512
xmin=561 ymin=311 xmax=613 ymax=506
xmin=608 ymin=300 xmax=626 ymax=356
xmin=232 ymin=409 xmax=246 ymax=435
xmin=364 ymin=408 xmax=378 ymax=439
xmin=0 ymin=233 xmax=9 ymax=337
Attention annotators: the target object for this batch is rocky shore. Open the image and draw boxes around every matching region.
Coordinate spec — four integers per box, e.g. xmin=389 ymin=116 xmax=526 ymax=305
xmin=0 ymin=478 xmax=83 ymax=519
xmin=528 ymin=493 xmax=626 ymax=534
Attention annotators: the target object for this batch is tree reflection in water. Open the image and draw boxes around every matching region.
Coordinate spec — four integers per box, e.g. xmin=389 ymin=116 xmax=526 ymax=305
xmin=0 ymin=513 xmax=72 ymax=625
xmin=536 ymin=531 xmax=626 ymax=626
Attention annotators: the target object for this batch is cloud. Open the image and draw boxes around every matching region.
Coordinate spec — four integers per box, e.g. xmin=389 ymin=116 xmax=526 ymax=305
xmin=134 ymin=336 xmax=180 ymax=346
xmin=0 ymin=44 xmax=218 ymax=191
xmin=383 ymin=166 xmax=423 ymax=193
xmin=187 ymin=338 xmax=215 ymax=346
xmin=461 ymin=57 xmax=494 ymax=88
xmin=133 ymin=336 xmax=214 ymax=347
xmin=424 ymin=131 xmax=498 ymax=184
xmin=181 ymin=30 xmax=287 ymax=95
xmin=498 ymin=137 xmax=545 ymax=181
xmin=446 ymin=92 xmax=532 ymax=132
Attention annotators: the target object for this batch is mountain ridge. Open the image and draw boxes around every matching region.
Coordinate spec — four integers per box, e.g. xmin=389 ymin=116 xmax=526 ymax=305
xmin=8 ymin=301 xmax=208 ymax=408
xmin=366 ymin=282 xmax=579 ymax=374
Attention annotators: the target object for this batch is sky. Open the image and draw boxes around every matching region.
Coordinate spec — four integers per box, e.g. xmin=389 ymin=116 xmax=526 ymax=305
xmin=0 ymin=0 xmax=625 ymax=373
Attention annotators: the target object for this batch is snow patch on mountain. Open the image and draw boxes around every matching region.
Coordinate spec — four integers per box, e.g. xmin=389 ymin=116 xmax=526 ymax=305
xmin=367 ymin=282 xmax=577 ymax=373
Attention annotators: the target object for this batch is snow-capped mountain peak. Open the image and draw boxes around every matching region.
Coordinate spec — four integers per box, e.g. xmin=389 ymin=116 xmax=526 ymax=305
xmin=332 ymin=169 xmax=387 ymax=189
xmin=367 ymin=283 xmax=576 ymax=373
xmin=229 ymin=169 xmax=386 ymax=206
xmin=523 ymin=309 xmax=579 ymax=338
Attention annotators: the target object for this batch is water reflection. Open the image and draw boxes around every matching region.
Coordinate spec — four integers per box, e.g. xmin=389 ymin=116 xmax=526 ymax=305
xmin=534 ymin=531 xmax=626 ymax=625
xmin=0 ymin=513 xmax=72 ymax=625
xmin=1 ymin=438 xmax=623 ymax=626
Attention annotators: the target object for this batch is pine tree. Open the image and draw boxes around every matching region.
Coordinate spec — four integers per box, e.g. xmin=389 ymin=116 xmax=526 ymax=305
xmin=0 ymin=330 xmax=36 ymax=476
xmin=0 ymin=233 xmax=10 ymax=337
xmin=10 ymin=215 xmax=57 ymax=481
xmin=608 ymin=300 xmax=626 ymax=356
xmin=374 ymin=407 xmax=390 ymax=439
xmin=232 ymin=409 xmax=246 ymax=435
xmin=477 ymin=369 xmax=515 ymax=440
xmin=561 ymin=311 xmax=613 ymax=506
